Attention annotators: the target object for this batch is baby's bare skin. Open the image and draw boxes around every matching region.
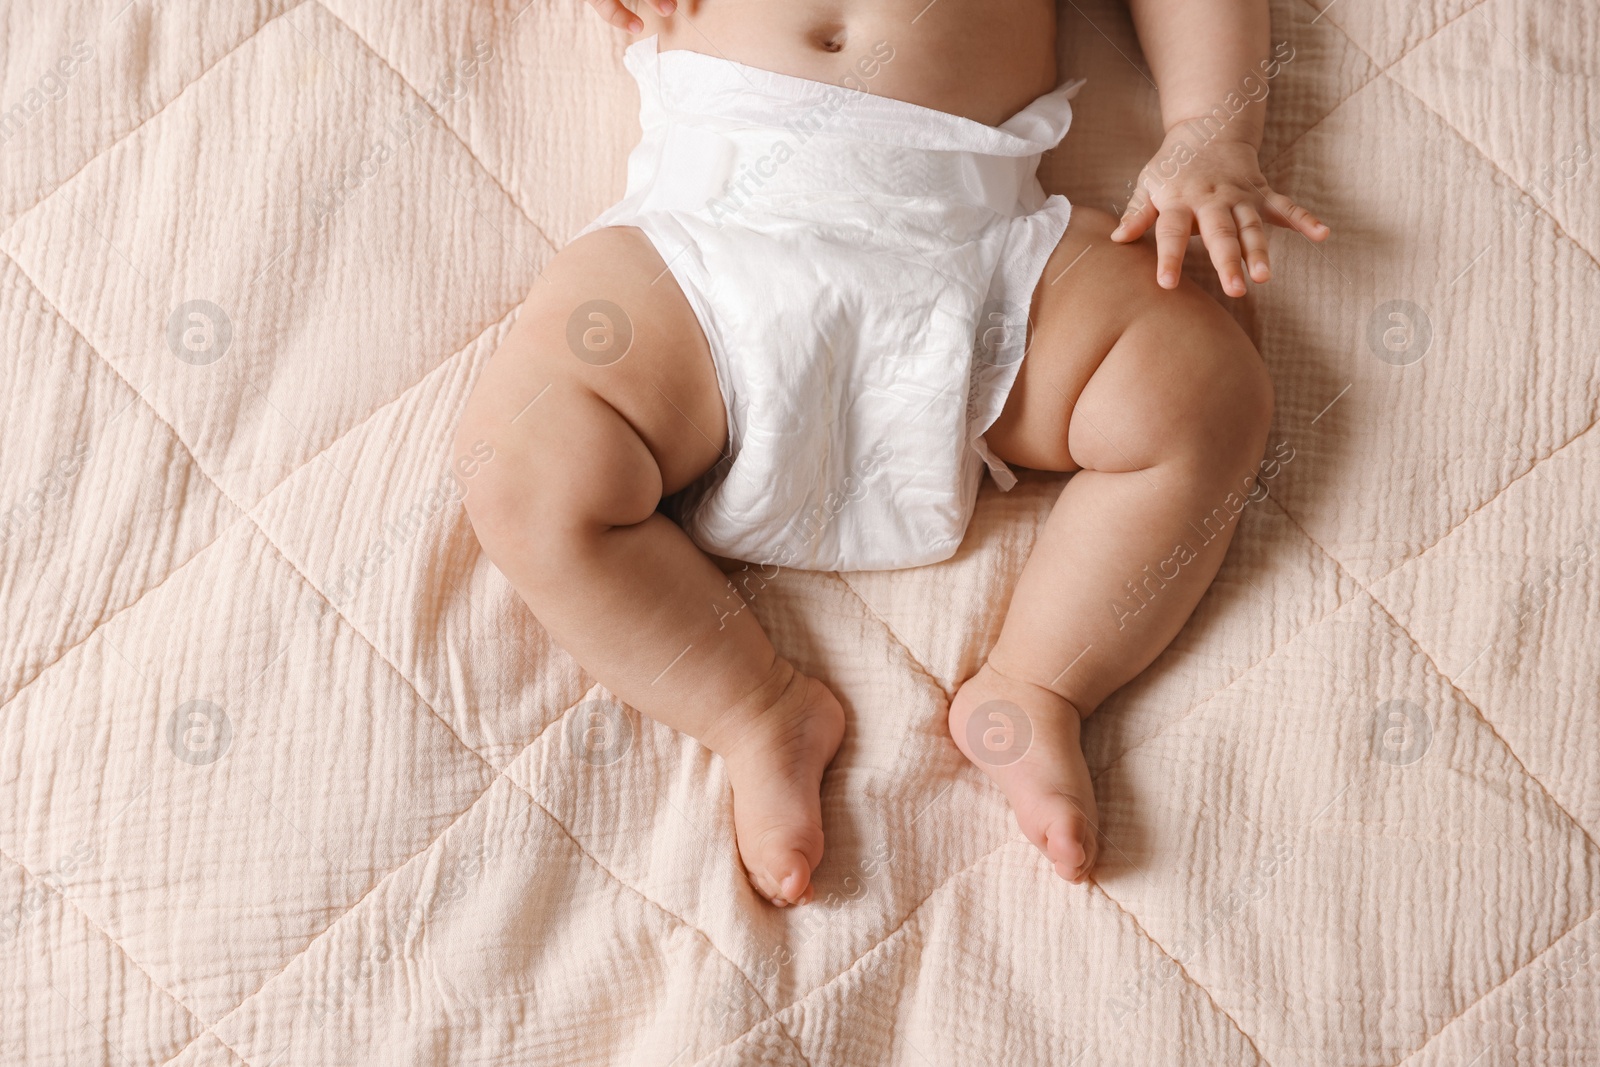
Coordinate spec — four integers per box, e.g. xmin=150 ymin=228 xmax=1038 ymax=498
xmin=636 ymin=0 xmax=1059 ymax=127
xmin=457 ymin=0 xmax=1328 ymax=907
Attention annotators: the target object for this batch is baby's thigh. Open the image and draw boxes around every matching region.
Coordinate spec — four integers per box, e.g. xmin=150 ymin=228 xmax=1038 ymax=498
xmin=462 ymin=225 xmax=727 ymax=501
xmin=989 ymin=206 xmax=1261 ymax=472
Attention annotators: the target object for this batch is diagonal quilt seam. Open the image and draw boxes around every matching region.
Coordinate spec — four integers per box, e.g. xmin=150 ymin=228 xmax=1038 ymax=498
xmin=203 ymin=1034 xmax=254 ymax=1067
xmin=1266 ymin=0 xmax=1492 ymax=173
xmin=497 ymin=772 xmax=778 ymax=1016
xmin=238 ymin=302 xmax=519 ymax=523
xmin=833 ymin=573 xmax=954 ymax=700
xmin=248 ymin=518 xmax=506 ymax=770
xmin=162 ymin=689 xmax=600 ymax=1064
xmin=1364 ymin=589 xmax=1600 ymax=857
xmin=238 ymin=522 xmax=786 ymax=1034
xmin=767 ymin=1013 xmax=817 ymax=1067
xmin=0 ymin=500 xmax=251 ymax=713
xmin=1290 ymin=0 xmax=1600 ymax=276
xmin=1369 ymin=410 xmax=1600 ymax=587
xmin=0 ymin=250 xmax=519 ymax=721
xmin=1089 ymin=495 xmax=1358 ymax=779
xmin=1261 ymin=72 xmax=1378 ymax=175
xmin=1088 ymin=882 xmax=1275 ymax=1067
xmin=311 ymin=0 xmax=562 ymax=257
xmin=0 ymin=249 xmax=257 ymax=714
xmin=1267 ymin=494 xmax=1600 ymax=858
xmin=1389 ymin=905 xmax=1600 ymax=1067
xmin=1382 ymin=72 xmax=1600 ymax=274
xmin=7 ymin=251 xmax=562 ymax=1050
xmin=0 ymin=1 xmax=311 ymax=244
xmin=0 ymin=843 xmax=209 ymax=1055
xmin=10 ymin=226 xmax=764 ymax=1058
xmin=688 ymin=837 xmax=1024 ymax=1067
xmin=157 ymin=768 xmax=511 ymax=1067
xmin=1290 ymin=0 xmax=1491 ymax=70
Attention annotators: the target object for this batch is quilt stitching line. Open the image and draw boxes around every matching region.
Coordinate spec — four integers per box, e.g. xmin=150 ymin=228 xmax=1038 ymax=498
xmin=1266 ymin=499 xmax=1600 ymax=859
xmin=1363 ymin=588 xmax=1600 ymax=857
xmin=0 ymin=249 xmax=521 ymax=721
xmin=771 ymin=1015 xmax=817 ymax=1067
xmin=0 ymin=2 xmax=308 ymax=244
xmin=1291 ymin=0 xmax=1600 ymax=278
xmin=0 ymin=493 xmax=250 ymax=711
xmin=1391 ymin=906 xmax=1600 ymax=1067
xmin=1267 ymin=0 xmax=1492 ymax=173
xmin=163 ymin=691 xmax=613 ymax=1062
xmin=0 ymin=843 xmax=209 ymax=1051
xmin=1382 ymin=74 xmax=1600 ymax=272
xmin=9 ymin=231 xmax=768 ymax=1055
xmin=1089 ymin=495 xmax=1358 ymax=778
xmin=159 ymin=771 xmax=510 ymax=1066
xmin=494 ymin=773 xmax=778 ymax=1014
xmin=834 ymin=573 xmax=955 ymax=700
xmin=1368 ymin=411 xmax=1599 ymax=586
xmin=699 ymin=838 xmax=1272 ymax=1065
xmin=687 ymin=838 xmax=1020 ymax=1066
xmin=1089 ymin=884 xmax=1274 ymax=1067
xmin=312 ymin=0 xmax=563 ymax=257
xmin=219 ymin=538 xmax=782 ymax=1029
xmin=1 ymin=254 xmax=538 ymax=1044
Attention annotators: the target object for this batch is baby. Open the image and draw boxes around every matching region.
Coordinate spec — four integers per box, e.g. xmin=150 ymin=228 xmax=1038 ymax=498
xmin=456 ymin=0 xmax=1328 ymax=907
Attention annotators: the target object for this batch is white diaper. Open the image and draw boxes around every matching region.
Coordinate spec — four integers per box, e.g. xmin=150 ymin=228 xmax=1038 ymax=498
xmin=577 ymin=36 xmax=1083 ymax=571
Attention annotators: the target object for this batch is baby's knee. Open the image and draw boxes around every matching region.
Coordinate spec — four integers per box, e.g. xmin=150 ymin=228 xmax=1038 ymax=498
xmin=455 ymin=384 xmax=661 ymax=566
xmin=1157 ymin=294 xmax=1274 ymax=463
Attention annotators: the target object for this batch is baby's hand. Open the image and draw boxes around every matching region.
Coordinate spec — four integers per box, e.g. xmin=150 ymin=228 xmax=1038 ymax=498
xmin=1111 ymin=128 xmax=1329 ymax=297
xmin=584 ymin=0 xmax=676 ymax=34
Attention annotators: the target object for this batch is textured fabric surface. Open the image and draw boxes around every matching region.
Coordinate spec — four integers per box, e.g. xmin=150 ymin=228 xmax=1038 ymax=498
xmin=1 ymin=1 xmax=1596 ymax=1064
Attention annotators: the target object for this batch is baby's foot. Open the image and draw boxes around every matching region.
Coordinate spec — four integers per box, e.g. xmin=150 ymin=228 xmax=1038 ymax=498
xmin=947 ymin=662 xmax=1100 ymax=883
xmin=708 ymin=661 xmax=845 ymax=907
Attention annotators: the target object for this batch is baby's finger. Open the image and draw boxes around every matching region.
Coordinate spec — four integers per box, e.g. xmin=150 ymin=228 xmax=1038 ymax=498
xmin=1153 ymin=205 xmax=1194 ymax=289
xmin=1111 ymin=189 xmax=1157 ymax=242
xmin=1197 ymin=203 xmax=1247 ymax=298
xmin=649 ymin=0 xmax=677 ymax=13
xmin=1234 ymin=203 xmax=1271 ymax=284
xmin=586 ymin=0 xmax=644 ymax=32
xmin=1262 ymin=189 xmax=1330 ymax=241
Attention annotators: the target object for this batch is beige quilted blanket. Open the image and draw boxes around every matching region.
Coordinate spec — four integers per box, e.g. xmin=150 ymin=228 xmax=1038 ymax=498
xmin=3 ymin=0 xmax=1597 ymax=1063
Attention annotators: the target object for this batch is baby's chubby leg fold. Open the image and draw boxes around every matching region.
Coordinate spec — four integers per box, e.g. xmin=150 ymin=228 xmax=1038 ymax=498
xmin=453 ymin=227 xmax=843 ymax=906
xmin=959 ymin=207 xmax=1276 ymax=882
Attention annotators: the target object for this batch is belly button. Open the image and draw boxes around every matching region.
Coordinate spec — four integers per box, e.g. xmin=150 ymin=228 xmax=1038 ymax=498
xmin=811 ymin=25 xmax=847 ymax=53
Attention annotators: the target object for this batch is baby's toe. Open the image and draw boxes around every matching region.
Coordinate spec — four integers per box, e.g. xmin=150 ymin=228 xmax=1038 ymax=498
xmin=1037 ymin=804 xmax=1097 ymax=883
xmin=766 ymin=847 xmax=815 ymax=906
xmin=745 ymin=837 xmax=819 ymax=907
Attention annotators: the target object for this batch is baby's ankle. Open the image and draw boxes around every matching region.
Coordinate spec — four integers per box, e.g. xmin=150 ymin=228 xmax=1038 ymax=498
xmin=700 ymin=654 xmax=802 ymax=759
xmin=973 ymin=658 xmax=1086 ymax=721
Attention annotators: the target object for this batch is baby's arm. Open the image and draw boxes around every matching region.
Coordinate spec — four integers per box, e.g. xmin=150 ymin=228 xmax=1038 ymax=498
xmin=1112 ymin=0 xmax=1329 ymax=296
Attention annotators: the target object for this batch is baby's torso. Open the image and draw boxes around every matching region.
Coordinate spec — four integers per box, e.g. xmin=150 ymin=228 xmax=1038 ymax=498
xmin=643 ymin=0 xmax=1058 ymax=125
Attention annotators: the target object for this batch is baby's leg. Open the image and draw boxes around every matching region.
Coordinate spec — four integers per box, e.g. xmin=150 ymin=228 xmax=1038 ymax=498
xmin=455 ymin=226 xmax=843 ymax=907
xmin=949 ymin=207 xmax=1273 ymax=883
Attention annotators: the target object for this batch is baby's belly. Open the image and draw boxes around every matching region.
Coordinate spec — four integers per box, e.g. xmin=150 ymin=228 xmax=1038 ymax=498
xmin=645 ymin=0 xmax=1058 ymax=126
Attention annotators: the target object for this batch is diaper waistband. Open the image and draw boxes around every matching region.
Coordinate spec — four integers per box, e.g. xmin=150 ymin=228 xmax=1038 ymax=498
xmin=618 ymin=35 xmax=1083 ymax=221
